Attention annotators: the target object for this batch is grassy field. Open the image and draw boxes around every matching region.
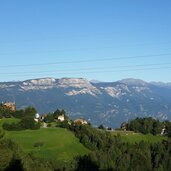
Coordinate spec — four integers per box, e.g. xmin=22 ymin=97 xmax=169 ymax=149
xmin=111 ymin=130 xmax=167 ymax=143
xmin=0 ymin=118 xmax=89 ymax=161
xmin=0 ymin=118 xmax=168 ymax=161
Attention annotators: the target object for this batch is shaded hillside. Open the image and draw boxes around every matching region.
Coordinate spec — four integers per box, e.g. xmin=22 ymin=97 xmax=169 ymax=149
xmin=0 ymin=78 xmax=171 ymax=127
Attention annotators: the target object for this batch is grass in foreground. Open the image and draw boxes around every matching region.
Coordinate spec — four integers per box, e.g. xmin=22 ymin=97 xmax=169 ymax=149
xmin=5 ymin=128 xmax=89 ymax=160
xmin=0 ymin=118 xmax=89 ymax=161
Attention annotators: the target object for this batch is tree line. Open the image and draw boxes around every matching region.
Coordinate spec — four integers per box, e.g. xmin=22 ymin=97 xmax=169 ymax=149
xmin=0 ymin=105 xmax=40 ymax=131
xmin=125 ymin=117 xmax=171 ymax=137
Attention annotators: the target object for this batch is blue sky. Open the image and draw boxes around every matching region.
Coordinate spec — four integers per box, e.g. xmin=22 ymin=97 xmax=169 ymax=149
xmin=0 ymin=0 xmax=171 ymax=82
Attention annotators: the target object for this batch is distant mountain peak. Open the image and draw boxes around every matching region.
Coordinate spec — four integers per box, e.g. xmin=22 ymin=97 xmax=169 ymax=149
xmin=23 ymin=78 xmax=56 ymax=86
xmin=118 ymin=78 xmax=147 ymax=86
xmin=58 ymin=78 xmax=92 ymax=88
xmin=150 ymin=81 xmax=171 ymax=87
xmin=90 ymin=80 xmax=101 ymax=84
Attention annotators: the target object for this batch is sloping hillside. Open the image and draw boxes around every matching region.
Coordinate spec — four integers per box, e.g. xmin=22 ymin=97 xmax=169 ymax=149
xmin=0 ymin=118 xmax=89 ymax=161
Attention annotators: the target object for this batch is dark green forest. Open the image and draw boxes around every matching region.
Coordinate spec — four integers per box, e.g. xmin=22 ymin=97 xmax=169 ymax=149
xmin=71 ymin=124 xmax=171 ymax=171
xmin=127 ymin=117 xmax=171 ymax=137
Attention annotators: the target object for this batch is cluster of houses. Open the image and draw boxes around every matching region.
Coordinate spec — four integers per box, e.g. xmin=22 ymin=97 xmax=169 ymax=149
xmin=34 ymin=113 xmax=66 ymax=122
xmin=1 ymin=101 xmax=88 ymax=126
xmin=34 ymin=112 xmax=88 ymax=126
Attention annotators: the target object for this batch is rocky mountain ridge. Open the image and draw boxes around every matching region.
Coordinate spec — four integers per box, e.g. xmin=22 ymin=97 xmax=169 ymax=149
xmin=0 ymin=77 xmax=171 ymax=127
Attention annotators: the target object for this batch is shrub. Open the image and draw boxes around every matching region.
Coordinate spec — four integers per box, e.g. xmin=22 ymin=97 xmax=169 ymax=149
xmin=47 ymin=123 xmax=52 ymax=127
xmin=33 ymin=141 xmax=44 ymax=148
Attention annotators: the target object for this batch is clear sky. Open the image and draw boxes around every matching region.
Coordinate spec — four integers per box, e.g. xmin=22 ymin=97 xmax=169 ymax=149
xmin=0 ymin=0 xmax=171 ymax=82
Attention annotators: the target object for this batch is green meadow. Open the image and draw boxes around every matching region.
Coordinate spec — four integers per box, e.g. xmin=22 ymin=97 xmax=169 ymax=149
xmin=0 ymin=118 xmax=89 ymax=161
xmin=111 ymin=130 xmax=167 ymax=143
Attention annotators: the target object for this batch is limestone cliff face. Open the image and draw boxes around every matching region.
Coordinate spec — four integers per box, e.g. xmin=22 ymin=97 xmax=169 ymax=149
xmin=0 ymin=77 xmax=171 ymax=128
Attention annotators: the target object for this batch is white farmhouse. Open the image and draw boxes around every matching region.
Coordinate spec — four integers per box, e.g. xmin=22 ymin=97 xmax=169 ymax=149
xmin=58 ymin=114 xmax=65 ymax=122
xmin=34 ymin=113 xmax=40 ymax=122
xmin=161 ymin=126 xmax=167 ymax=135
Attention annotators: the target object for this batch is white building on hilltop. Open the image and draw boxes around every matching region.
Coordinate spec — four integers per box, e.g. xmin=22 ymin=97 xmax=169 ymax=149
xmin=58 ymin=114 xmax=65 ymax=122
xmin=34 ymin=113 xmax=40 ymax=122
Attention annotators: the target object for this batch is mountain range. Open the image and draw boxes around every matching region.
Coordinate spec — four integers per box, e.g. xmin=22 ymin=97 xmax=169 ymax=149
xmin=0 ymin=77 xmax=171 ymax=128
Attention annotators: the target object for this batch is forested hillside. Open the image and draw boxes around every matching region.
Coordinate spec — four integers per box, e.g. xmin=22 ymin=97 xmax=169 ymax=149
xmin=0 ymin=105 xmax=171 ymax=170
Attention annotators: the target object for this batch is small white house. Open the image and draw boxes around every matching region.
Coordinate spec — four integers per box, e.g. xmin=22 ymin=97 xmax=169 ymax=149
xmin=161 ymin=126 xmax=167 ymax=135
xmin=34 ymin=113 xmax=40 ymax=122
xmin=58 ymin=114 xmax=65 ymax=122
xmin=35 ymin=113 xmax=40 ymax=119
